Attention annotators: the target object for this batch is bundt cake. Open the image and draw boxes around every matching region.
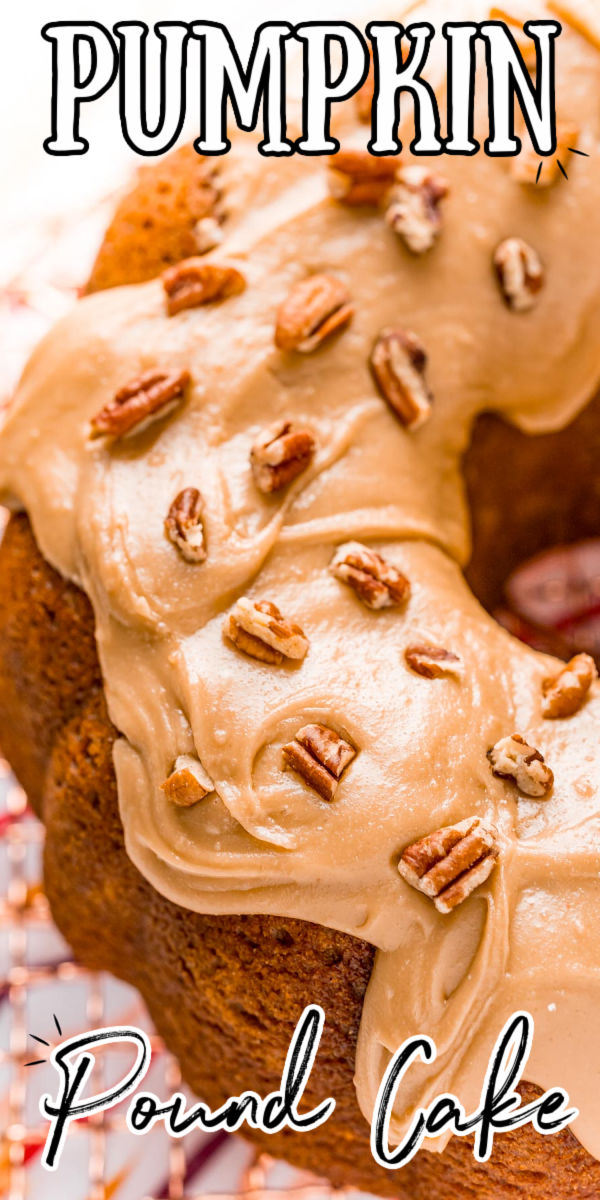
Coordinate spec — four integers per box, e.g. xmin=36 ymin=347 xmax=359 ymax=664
xmin=1 ymin=1 xmax=600 ymax=1194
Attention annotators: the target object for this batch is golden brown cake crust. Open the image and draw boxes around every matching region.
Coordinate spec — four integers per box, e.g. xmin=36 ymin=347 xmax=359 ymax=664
xmin=85 ymin=145 xmax=220 ymax=294
xmin=2 ymin=140 xmax=600 ymax=1195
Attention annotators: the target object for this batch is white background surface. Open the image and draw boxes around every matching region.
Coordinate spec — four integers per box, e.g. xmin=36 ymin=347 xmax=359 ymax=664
xmin=0 ymin=0 xmax=365 ymax=236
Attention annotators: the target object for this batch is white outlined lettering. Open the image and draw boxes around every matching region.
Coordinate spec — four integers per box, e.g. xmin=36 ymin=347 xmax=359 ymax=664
xmin=42 ymin=19 xmax=561 ymax=161
xmin=42 ymin=22 xmax=118 ymax=155
xmin=480 ymin=19 xmax=560 ymax=155
xmin=114 ymin=22 xmax=189 ymax=156
xmin=371 ymin=1012 xmax=577 ymax=1169
xmin=443 ymin=22 xmax=480 ymax=154
xmin=295 ymin=23 xmax=368 ymax=154
xmin=36 ymin=1011 xmax=577 ymax=1173
xmin=367 ymin=22 xmax=442 ymax=155
xmin=191 ymin=21 xmax=293 ymax=156
xmin=40 ymin=1027 xmax=151 ymax=1169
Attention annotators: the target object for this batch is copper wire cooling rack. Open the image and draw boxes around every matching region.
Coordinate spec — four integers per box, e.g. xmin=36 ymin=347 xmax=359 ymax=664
xmin=0 ymin=754 xmax=354 ymax=1200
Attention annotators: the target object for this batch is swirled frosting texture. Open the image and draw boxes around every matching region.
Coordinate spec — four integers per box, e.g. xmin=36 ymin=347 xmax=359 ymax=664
xmin=2 ymin=0 xmax=600 ymax=1158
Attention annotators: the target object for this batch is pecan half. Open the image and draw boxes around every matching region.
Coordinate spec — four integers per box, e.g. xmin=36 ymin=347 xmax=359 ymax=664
xmin=405 ymin=643 xmax=462 ymax=679
xmin=250 ymin=420 xmax=315 ymax=494
xmin=193 ymin=216 xmax=224 ymax=254
xmin=224 ymin=598 xmax=309 ymax=665
xmin=488 ymin=733 xmax=554 ymax=797
xmin=542 ymin=653 xmax=597 ymax=719
xmin=386 ymin=167 xmax=448 ymax=254
xmin=90 ymin=369 xmax=190 ymax=440
xmin=327 ymin=150 xmax=398 ymax=207
xmin=282 ymin=724 xmax=356 ymax=801
xmin=160 ymin=754 xmax=215 ymax=806
xmin=165 ymin=488 xmax=206 ymax=563
xmin=330 ymin=542 xmax=410 ymax=610
xmin=275 ymin=275 xmax=354 ymax=353
xmin=370 ymin=328 xmax=432 ymax=429
xmin=494 ymin=238 xmax=544 ymax=312
xmin=398 ymin=816 xmax=499 ymax=914
xmin=512 ymin=121 xmax=580 ymax=186
xmin=162 ymin=258 xmax=245 ymax=316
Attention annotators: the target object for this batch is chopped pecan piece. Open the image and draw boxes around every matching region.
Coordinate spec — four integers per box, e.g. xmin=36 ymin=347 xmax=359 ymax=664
xmin=398 ymin=816 xmax=499 ymax=914
xmin=160 ymin=754 xmax=214 ymax=806
xmin=512 ymin=122 xmax=579 ymax=186
xmin=405 ymin=643 xmax=462 ymax=679
xmin=488 ymin=733 xmax=554 ymax=797
xmin=386 ymin=167 xmax=448 ymax=254
xmin=275 ymin=275 xmax=354 ymax=353
xmin=370 ymin=328 xmax=432 ymax=429
xmin=494 ymin=238 xmax=544 ymax=312
xmin=165 ymin=488 xmax=206 ymax=563
xmin=90 ymin=369 xmax=190 ymax=440
xmin=193 ymin=215 xmax=224 ymax=254
xmin=224 ymin=598 xmax=309 ymax=665
xmin=327 ymin=150 xmax=398 ymax=206
xmin=162 ymin=258 xmax=245 ymax=316
xmin=542 ymin=653 xmax=597 ymax=719
xmin=282 ymin=723 xmax=356 ymax=801
xmin=330 ymin=542 xmax=410 ymax=610
xmin=250 ymin=420 xmax=315 ymax=494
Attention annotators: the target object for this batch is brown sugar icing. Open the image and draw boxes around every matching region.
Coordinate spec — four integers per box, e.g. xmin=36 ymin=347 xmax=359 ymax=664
xmin=1 ymin=0 xmax=600 ymax=1160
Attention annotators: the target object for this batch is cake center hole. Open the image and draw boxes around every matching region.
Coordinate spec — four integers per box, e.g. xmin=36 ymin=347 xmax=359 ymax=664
xmin=462 ymin=401 xmax=600 ymax=665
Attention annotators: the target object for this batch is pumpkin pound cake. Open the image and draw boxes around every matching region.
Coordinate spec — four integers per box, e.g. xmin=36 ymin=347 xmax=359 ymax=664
xmin=1 ymin=1 xmax=600 ymax=1195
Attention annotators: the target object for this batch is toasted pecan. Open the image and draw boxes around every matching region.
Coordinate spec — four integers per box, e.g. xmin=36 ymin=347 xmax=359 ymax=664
xmin=542 ymin=653 xmax=597 ymax=718
xmin=275 ymin=275 xmax=354 ymax=353
xmin=488 ymin=733 xmax=554 ymax=797
xmin=370 ymin=328 xmax=432 ymax=429
xmin=398 ymin=816 xmax=499 ymax=914
xmin=386 ymin=166 xmax=448 ymax=254
xmin=162 ymin=258 xmax=245 ymax=316
xmin=282 ymin=724 xmax=356 ymax=801
xmin=161 ymin=754 xmax=215 ymax=806
xmin=494 ymin=238 xmax=544 ymax=312
xmin=250 ymin=421 xmax=315 ymax=494
xmin=330 ymin=542 xmax=410 ymax=610
xmin=90 ymin=369 xmax=190 ymax=440
xmin=404 ymin=643 xmax=462 ymax=679
xmin=327 ymin=150 xmax=398 ymax=206
xmin=224 ymin=599 xmax=309 ymax=665
xmin=165 ymin=488 xmax=206 ymax=563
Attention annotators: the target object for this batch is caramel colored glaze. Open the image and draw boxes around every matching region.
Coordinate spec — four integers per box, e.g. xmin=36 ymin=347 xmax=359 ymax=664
xmin=1 ymin=0 xmax=600 ymax=1173
xmin=3 ymin=513 xmax=600 ymax=1197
